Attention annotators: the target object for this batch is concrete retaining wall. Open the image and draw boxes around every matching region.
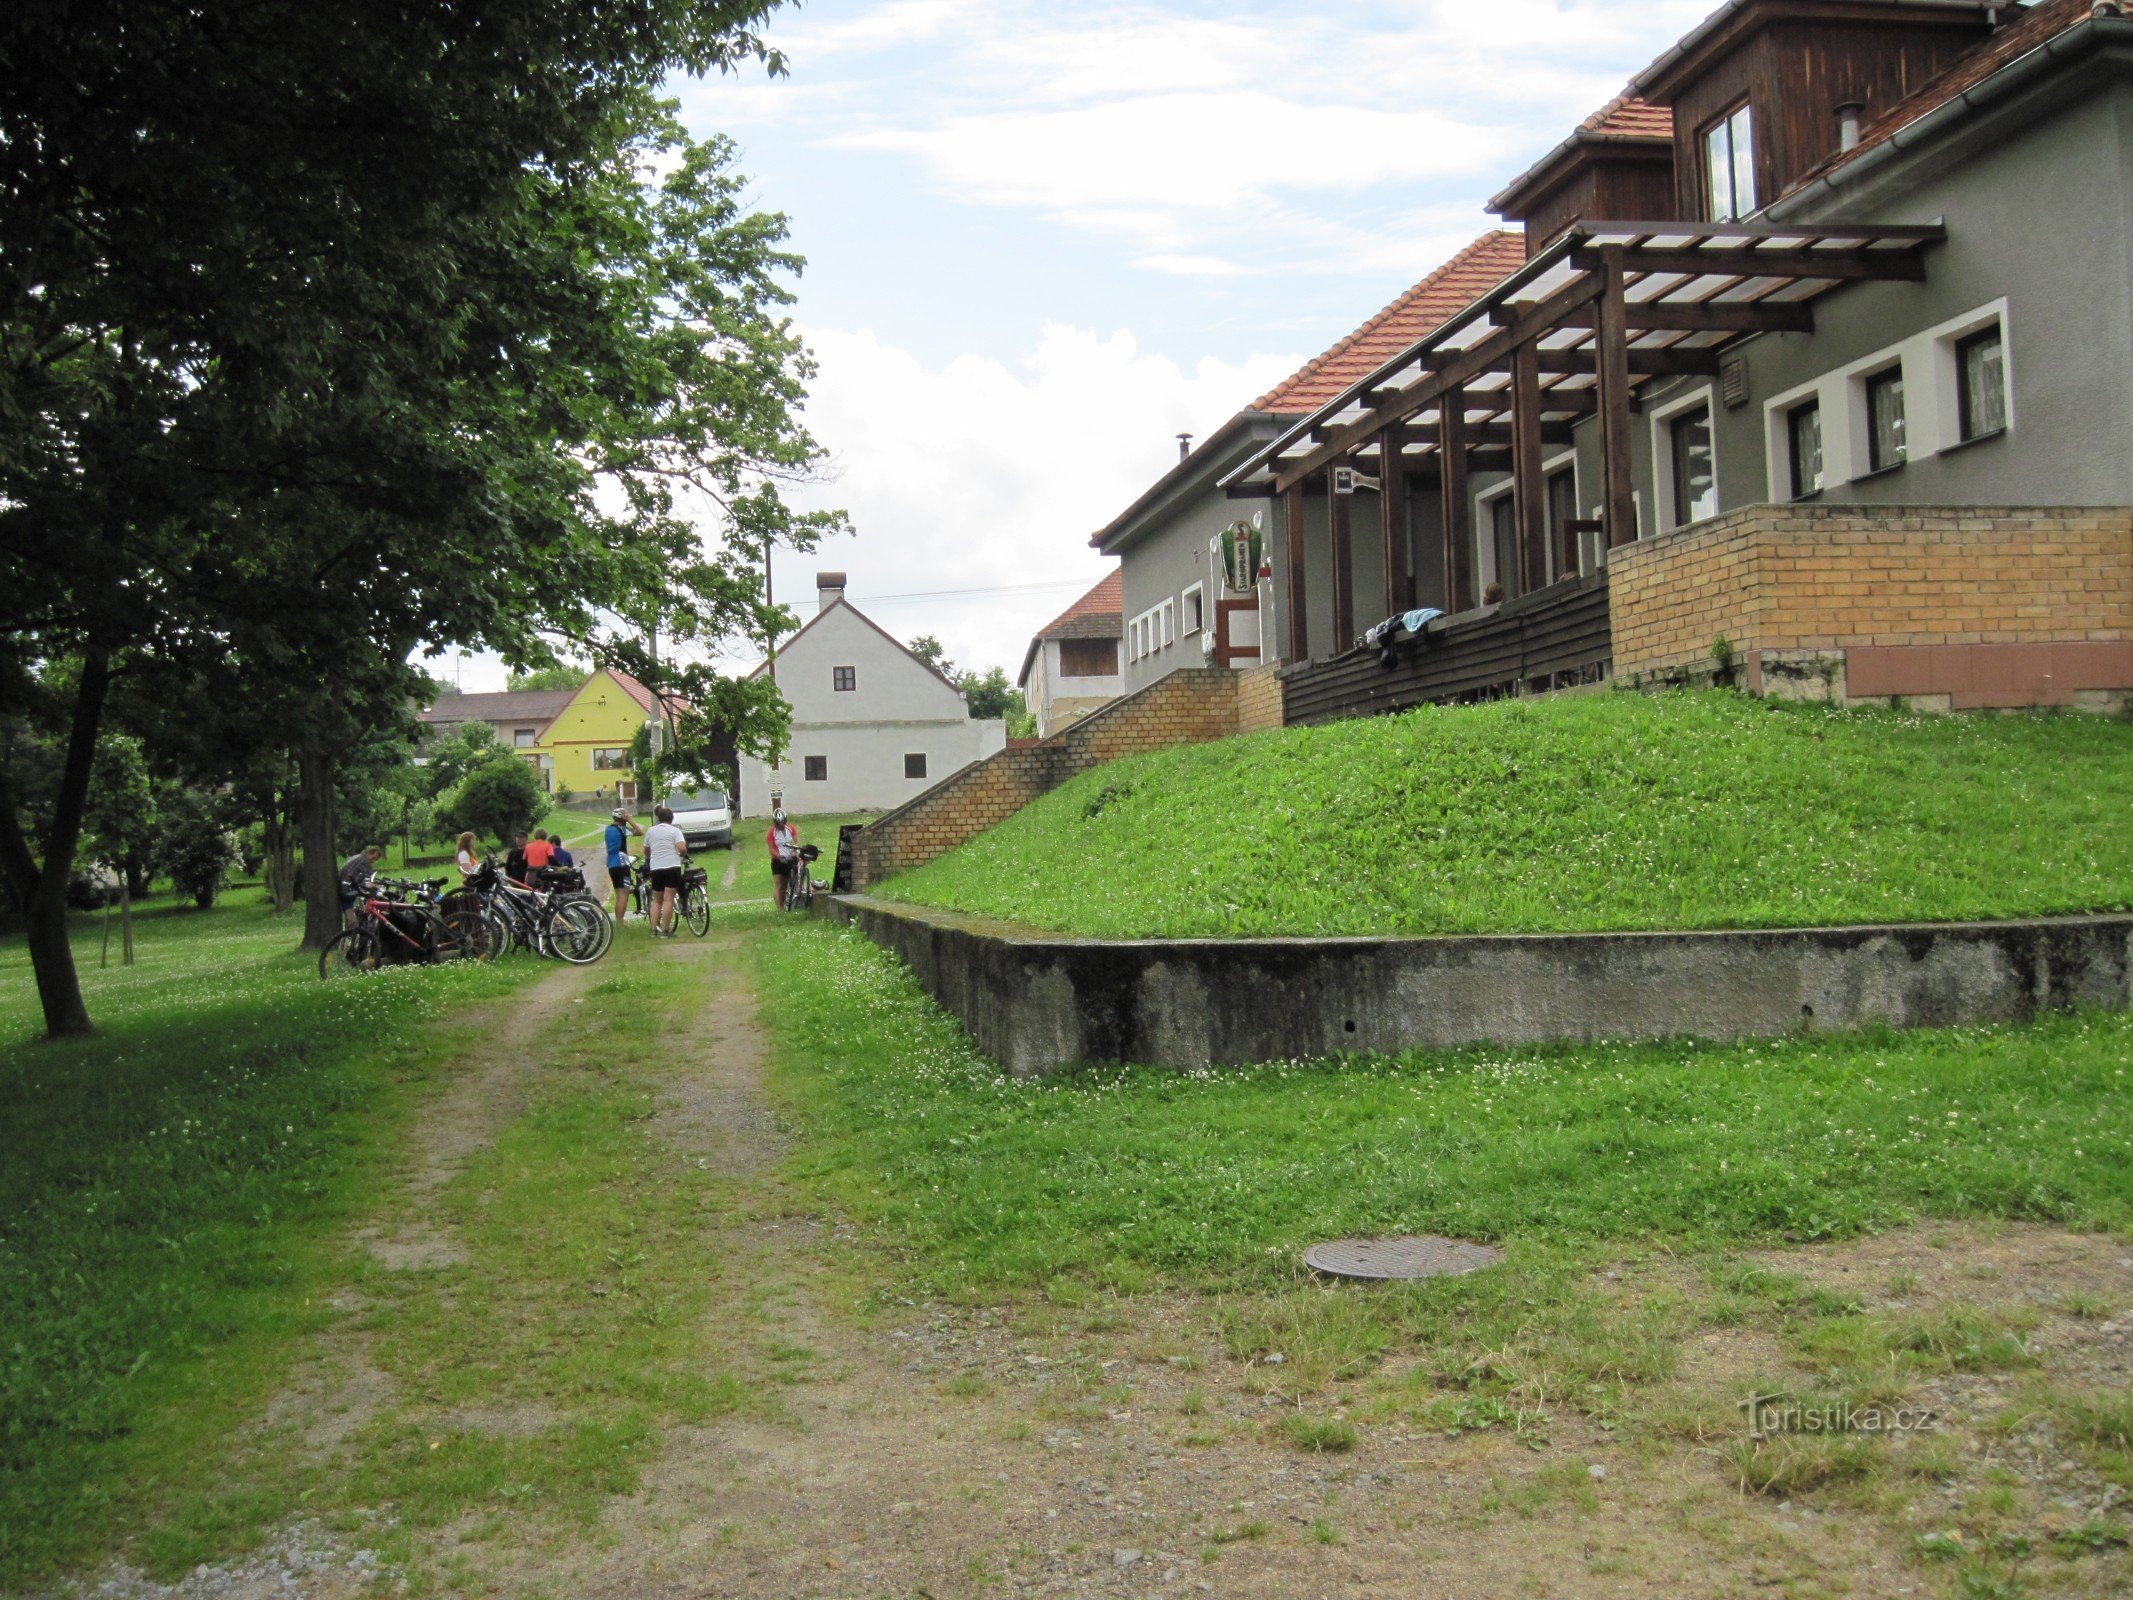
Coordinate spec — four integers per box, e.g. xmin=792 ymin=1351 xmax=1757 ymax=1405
xmin=824 ymin=895 xmax=2133 ymax=1076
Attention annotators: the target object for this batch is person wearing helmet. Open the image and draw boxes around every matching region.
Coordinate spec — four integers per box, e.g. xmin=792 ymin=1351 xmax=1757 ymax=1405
xmin=766 ymin=807 xmax=801 ymax=910
xmin=604 ymin=806 xmax=643 ymax=923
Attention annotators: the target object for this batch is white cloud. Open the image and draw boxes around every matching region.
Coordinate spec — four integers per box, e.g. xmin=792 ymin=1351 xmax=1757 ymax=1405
xmin=748 ymin=319 xmax=1301 ymax=677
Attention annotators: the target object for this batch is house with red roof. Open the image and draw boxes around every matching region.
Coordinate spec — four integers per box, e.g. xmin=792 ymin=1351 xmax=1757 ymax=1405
xmin=1214 ymin=0 xmax=2133 ymax=716
xmin=1017 ymin=570 xmax=1124 ymax=737
xmin=1090 ymin=231 xmax=1529 ymax=693
xmin=418 ymin=667 xmax=675 ymax=801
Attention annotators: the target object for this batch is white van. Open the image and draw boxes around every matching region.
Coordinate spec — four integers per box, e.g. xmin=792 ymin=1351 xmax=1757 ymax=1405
xmin=664 ymin=788 xmax=734 ymax=851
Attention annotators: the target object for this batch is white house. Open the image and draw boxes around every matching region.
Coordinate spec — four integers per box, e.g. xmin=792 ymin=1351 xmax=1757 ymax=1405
xmin=1017 ymin=569 xmax=1123 ymax=738
xmin=737 ymin=573 xmax=1008 ymax=819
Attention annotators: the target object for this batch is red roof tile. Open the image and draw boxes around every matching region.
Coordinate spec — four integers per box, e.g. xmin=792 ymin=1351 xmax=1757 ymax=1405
xmin=1033 ymin=570 xmax=1122 ymax=640
xmin=1251 ymin=231 xmax=1530 ymax=414
xmin=1786 ymin=0 xmax=2093 ymax=196
xmin=1581 ymin=94 xmax=1674 ymax=140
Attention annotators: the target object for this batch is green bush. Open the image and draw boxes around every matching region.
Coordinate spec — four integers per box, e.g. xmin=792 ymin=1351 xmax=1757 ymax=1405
xmin=437 ymin=754 xmax=550 ymax=847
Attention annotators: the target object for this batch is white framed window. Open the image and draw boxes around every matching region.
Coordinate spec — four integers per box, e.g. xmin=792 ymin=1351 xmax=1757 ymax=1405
xmin=1182 ymin=582 xmax=1204 ymax=635
xmin=1649 ymin=384 xmax=1721 ymax=534
xmin=1543 ymin=451 xmax=1582 ymax=577
xmin=1160 ymin=599 xmax=1175 ymax=646
xmin=1761 ymin=298 xmax=2010 ymax=497
xmin=1474 ymin=481 xmax=1514 ymax=596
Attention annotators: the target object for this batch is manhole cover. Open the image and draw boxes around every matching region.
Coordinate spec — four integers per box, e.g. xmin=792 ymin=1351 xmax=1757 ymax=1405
xmin=1304 ymin=1236 xmax=1504 ymax=1281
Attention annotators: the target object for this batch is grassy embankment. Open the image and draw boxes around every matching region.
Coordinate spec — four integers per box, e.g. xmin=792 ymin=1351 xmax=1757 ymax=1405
xmin=880 ymin=692 xmax=2133 ymax=937
xmin=750 ymin=913 xmax=2133 ymax=1587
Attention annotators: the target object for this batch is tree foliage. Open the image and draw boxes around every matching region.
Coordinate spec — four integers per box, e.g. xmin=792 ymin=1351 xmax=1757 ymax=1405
xmin=0 ymin=0 xmax=844 ymax=1033
xmin=438 ymin=758 xmax=551 ymax=849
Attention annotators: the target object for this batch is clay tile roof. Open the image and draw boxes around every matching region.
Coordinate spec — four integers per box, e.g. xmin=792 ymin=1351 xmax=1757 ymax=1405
xmin=602 ymin=667 xmax=660 ymax=715
xmin=1034 ymin=570 xmax=1122 ymax=642
xmin=1251 ymin=231 xmax=1529 ymax=415
xmin=418 ymin=688 xmax=576 ymax=726
xmin=1787 ymin=0 xmax=2092 ymax=196
xmin=1580 ymin=93 xmax=1674 ymax=140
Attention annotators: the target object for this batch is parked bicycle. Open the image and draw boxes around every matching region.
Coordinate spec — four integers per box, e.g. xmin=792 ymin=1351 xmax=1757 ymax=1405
xmin=455 ymin=859 xmax=610 ymax=964
xmin=677 ymin=863 xmax=711 ymax=936
xmin=319 ymin=876 xmax=490 ymax=978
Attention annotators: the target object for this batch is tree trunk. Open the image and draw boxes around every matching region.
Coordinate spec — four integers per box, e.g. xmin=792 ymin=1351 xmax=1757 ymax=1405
xmin=297 ymin=741 xmax=341 ymax=951
xmin=263 ymin=814 xmax=298 ymax=912
xmin=119 ymin=875 xmax=135 ymax=965
xmin=0 ymin=648 xmax=112 ymax=1038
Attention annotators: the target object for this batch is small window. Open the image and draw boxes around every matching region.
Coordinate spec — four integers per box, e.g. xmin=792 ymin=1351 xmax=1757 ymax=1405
xmin=1183 ymin=584 xmax=1204 ymax=635
xmin=1160 ymin=601 xmax=1174 ymax=648
xmin=1670 ymin=405 xmax=1717 ymax=526
xmin=832 ymin=665 xmax=856 ymax=692
xmin=1866 ymin=367 xmax=1906 ymax=472
xmin=803 ymin=755 xmax=827 ymax=782
xmin=1059 ymin=638 xmax=1117 ymax=678
xmin=513 ymin=727 xmax=537 ymax=747
xmin=903 ymin=753 xmax=927 ymax=780
xmin=1956 ymin=326 xmax=2006 ymax=441
xmin=1786 ymin=400 xmax=1823 ymax=498
xmin=591 ymin=747 xmax=629 ymax=771
xmin=1704 ymin=103 xmax=1756 ymax=222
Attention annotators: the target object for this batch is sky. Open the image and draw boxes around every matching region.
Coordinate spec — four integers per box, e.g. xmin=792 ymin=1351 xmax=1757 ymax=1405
xmin=449 ymin=0 xmax=1717 ymax=691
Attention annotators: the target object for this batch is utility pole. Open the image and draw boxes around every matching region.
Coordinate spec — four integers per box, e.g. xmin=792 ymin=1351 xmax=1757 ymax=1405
xmin=764 ymin=541 xmax=778 ymax=683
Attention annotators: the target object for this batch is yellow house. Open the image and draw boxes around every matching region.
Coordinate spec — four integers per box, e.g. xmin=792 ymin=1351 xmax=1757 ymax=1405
xmin=533 ymin=668 xmax=663 ymax=799
xmin=418 ymin=668 xmax=662 ymax=800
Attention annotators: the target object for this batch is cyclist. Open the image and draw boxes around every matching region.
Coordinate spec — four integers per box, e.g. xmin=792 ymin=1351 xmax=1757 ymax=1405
xmin=766 ymin=808 xmax=801 ymax=910
xmin=604 ymin=806 xmax=643 ymax=923
xmin=643 ymin=804 xmax=689 ymax=936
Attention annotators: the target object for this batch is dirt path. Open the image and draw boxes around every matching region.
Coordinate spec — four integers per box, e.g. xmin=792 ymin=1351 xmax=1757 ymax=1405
xmin=528 ymin=943 xmax=2133 ymax=1600
xmin=109 ymin=937 xmax=2132 ymax=1600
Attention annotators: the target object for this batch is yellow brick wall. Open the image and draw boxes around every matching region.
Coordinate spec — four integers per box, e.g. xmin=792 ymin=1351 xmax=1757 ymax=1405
xmin=851 ymin=669 xmax=1244 ymax=887
xmin=1610 ymin=506 xmax=2133 ymax=678
xmin=1236 ymin=664 xmax=1285 ymax=734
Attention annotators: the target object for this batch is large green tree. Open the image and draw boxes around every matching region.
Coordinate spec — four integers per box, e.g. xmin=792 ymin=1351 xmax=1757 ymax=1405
xmin=0 ymin=2 xmax=841 ymax=1032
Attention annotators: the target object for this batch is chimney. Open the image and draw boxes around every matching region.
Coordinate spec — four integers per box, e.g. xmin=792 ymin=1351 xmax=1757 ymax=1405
xmin=1836 ymin=101 xmax=1865 ymax=152
xmin=1177 ymin=432 xmax=1194 ymax=461
xmin=816 ymin=571 xmax=847 ymax=611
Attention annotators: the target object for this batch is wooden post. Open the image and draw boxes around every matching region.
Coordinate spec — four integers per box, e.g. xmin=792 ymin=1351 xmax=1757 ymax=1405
xmin=1282 ymin=483 xmax=1308 ymax=662
xmin=1330 ymin=475 xmax=1354 ymax=649
xmin=1378 ymin=430 xmax=1410 ymax=615
xmin=1511 ymin=339 xmax=1547 ymax=595
xmin=1437 ymin=388 xmax=1472 ymax=612
xmin=1595 ymin=247 xmax=1636 ymax=548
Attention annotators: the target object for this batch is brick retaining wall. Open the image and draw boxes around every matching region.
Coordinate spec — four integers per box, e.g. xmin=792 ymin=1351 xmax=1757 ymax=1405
xmin=849 ymin=668 xmax=1243 ymax=887
xmin=1609 ymin=504 xmax=2133 ymax=709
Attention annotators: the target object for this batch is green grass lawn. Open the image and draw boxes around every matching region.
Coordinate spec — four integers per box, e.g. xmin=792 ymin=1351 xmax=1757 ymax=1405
xmin=879 ymin=692 xmax=2133 ymax=937
xmin=0 ymin=897 xmax=533 ymax=1583
xmin=752 ymin=915 xmax=2133 ymax=1292
xmin=709 ymin=810 xmax=871 ymax=903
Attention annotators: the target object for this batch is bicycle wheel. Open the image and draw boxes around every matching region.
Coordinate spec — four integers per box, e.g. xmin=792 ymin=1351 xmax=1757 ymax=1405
xmin=319 ymin=925 xmax=381 ymax=979
xmin=438 ymin=907 xmax=493 ymax=963
xmin=484 ymin=901 xmax=520 ymax=956
xmin=545 ymin=899 xmax=608 ymax=965
xmin=570 ymin=895 xmax=615 ymax=959
xmin=683 ymin=884 xmax=710 ymax=936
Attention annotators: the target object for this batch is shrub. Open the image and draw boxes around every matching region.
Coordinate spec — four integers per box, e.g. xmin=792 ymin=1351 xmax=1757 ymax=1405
xmin=438 ymin=755 xmax=550 ymax=846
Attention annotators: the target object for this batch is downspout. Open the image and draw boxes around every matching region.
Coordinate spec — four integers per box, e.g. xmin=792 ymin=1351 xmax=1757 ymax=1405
xmin=1767 ymin=16 xmax=2130 ymax=219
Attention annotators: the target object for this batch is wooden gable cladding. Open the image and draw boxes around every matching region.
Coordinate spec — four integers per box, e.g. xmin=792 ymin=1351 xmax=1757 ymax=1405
xmin=1509 ymin=147 xmax=1679 ymax=258
xmin=1632 ymin=2 xmax=1994 ymax=219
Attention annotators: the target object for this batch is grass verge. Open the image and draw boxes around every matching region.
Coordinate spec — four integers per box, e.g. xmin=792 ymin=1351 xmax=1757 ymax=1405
xmin=879 ymin=691 xmax=2133 ymax=937
xmin=0 ymin=900 xmax=534 ymax=1584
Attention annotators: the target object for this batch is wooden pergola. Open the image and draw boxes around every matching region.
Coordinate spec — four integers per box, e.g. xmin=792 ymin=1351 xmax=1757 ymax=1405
xmin=1220 ymin=220 xmax=1945 ymax=660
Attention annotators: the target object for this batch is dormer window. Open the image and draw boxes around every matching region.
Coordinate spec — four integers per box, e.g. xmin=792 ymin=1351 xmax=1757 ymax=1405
xmin=1703 ymin=103 xmax=1756 ymax=221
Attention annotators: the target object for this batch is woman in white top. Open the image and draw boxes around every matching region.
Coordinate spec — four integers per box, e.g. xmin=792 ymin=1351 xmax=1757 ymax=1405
xmin=642 ymin=805 xmax=689 ymax=936
xmin=455 ymin=831 xmax=482 ymax=878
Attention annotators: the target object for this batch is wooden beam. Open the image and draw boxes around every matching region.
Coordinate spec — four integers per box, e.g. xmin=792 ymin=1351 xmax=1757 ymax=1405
xmin=1329 ymin=476 xmax=1354 ymax=649
xmin=1511 ymin=340 xmax=1547 ymax=598
xmin=1438 ymin=384 xmax=1471 ymax=614
xmin=1548 ymin=300 xmax=1816 ymax=334
xmin=1595 ymin=247 xmax=1636 ymax=549
xmin=1282 ymin=482 xmax=1308 ymax=663
xmin=1570 ymin=245 xmax=1926 ymax=283
xmin=1273 ymin=269 xmax=1605 ymax=494
xmin=1457 ymin=420 xmax=1579 ymax=448
xmin=1378 ymin=430 xmax=1411 ymax=615
xmin=1517 ymin=347 xmax=1726 ymax=377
